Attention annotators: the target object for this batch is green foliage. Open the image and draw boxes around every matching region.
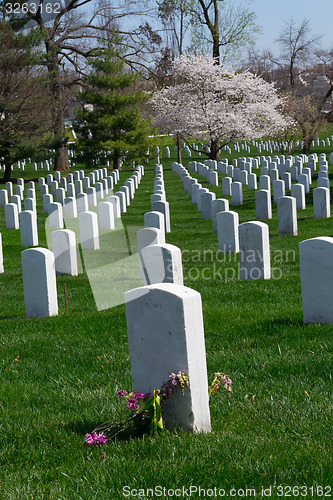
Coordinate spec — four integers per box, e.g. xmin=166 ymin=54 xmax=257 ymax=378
xmin=74 ymin=45 xmax=154 ymax=169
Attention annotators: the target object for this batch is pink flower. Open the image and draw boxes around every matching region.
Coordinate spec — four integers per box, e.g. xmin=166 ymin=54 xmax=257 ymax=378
xmin=126 ymin=398 xmax=139 ymax=411
xmin=133 ymin=391 xmax=145 ymax=400
xmin=85 ymin=432 xmax=108 ymax=446
xmin=116 ymin=389 xmax=127 ymax=400
xmin=85 ymin=433 xmax=95 ymax=445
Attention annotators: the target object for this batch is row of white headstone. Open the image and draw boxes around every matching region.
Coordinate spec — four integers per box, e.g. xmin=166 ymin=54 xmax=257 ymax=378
xmin=185 ymin=154 xmax=331 ymax=229
xmin=171 ymin=160 xmax=333 ymax=325
xmin=0 ymin=158 xmax=54 ymax=173
xmin=1 ymin=166 xmax=144 ymax=311
xmin=127 ymin=164 xmax=210 ymax=433
xmin=0 ymin=166 xmax=147 ymax=254
xmin=137 ymin=165 xmax=183 ymax=286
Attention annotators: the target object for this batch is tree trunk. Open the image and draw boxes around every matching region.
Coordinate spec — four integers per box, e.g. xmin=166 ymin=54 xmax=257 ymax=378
xmin=1 ymin=162 xmax=12 ymax=184
xmin=209 ymin=139 xmax=220 ymax=161
xmin=113 ymin=150 xmax=122 ymax=169
xmin=54 ymin=136 xmax=69 ymax=172
xmin=302 ymin=136 xmax=312 ymax=155
xmin=176 ymin=133 xmax=182 ymax=163
xmin=48 ymin=51 xmax=69 ymax=172
xmin=212 ymin=35 xmax=220 ymax=65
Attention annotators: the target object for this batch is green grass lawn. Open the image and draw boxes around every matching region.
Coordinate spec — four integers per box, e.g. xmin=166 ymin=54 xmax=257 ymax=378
xmin=0 ymin=141 xmax=332 ymax=499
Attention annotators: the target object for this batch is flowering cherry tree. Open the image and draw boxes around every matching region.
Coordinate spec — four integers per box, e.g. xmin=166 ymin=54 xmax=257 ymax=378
xmin=148 ymin=55 xmax=294 ymax=160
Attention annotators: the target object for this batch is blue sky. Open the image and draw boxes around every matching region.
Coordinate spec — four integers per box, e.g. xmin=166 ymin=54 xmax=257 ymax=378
xmin=247 ymin=0 xmax=333 ymax=53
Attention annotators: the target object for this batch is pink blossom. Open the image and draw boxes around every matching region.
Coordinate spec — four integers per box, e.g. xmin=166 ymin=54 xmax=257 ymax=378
xmin=85 ymin=432 xmax=108 ymax=446
xmin=126 ymin=398 xmax=139 ymax=411
xmin=148 ymin=55 xmax=294 ymax=151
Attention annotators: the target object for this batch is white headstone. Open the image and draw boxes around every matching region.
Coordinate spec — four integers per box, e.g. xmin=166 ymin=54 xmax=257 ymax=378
xmin=280 ymin=172 xmax=291 ymax=190
xmin=107 ymin=195 xmax=121 ymax=218
xmin=56 ymin=187 xmax=66 ymax=205
xmin=137 ymin=227 xmax=165 ymax=280
xmin=151 ymin=193 xmax=165 ymax=208
xmin=67 ymin=183 xmax=76 ymax=198
xmin=239 ymin=170 xmax=248 ymax=185
xmin=196 ymin=188 xmax=209 ymax=211
xmin=222 ymin=176 xmax=232 ymax=197
xmin=21 ymin=248 xmax=58 ymax=317
xmin=0 ymin=189 xmax=8 ymax=206
xmin=125 ymin=283 xmax=211 ymax=432
xmin=211 ymin=198 xmax=229 ymax=233
xmin=19 ymin=210 xmax=38 ymax=246
xmin=50 ymin=180 xmax=59 ymax=196
xmin=5 ymin=182 xmax=13 ymax=197
xmin=247 ymin=173 xmax=257 ymax=190
xmin=144 ymin=211 xmax=165 ymax=235
xmin=52 ymin=229 xmax=78 ymax=276
xmin=201 ymin=192 xmax=216 ymax=220
xmin=64 ymin=197 xmax=78 ymax=219
xmin=95 ymin=182 xmax=104 ymax=200
xmin=5 ymin=203 xmax=19 ymax=229
xmin=290 ymin=184 xmax=306 ymax=210
xmin=277 ymin=196 xmax=297 ymax=236
xmin=43 ymin=192 xmax=54 ymax=214
xmin=209 ymin=170 xmax=218 ymax=187
xmin=317 ymin=177 xmax=330 ymax=190
xmin=48 ymin=202 xmax=64 ymax=229
xmin=299 ymin=237 xmax=333 ymax=324
xmin=152 ymin=200 xmax=171 ymax=233
xmin=273 ymin=179 xmax=285 ymax=203
xmin=298 ymin=173 xmax=309 ymax=194
xmin=141 ymin=243 xmax=183 ymax=285
xmin=87 ymin=187 xmax=97 ymax=208
xmin=98 ymin=201 xmax=115 ymax=230
xmin=260 ymin=175 xmax=271 ymax=191
xmin=313 ymin=187 xmax=330 ymax=219
xmin=217 ymin=210 xmax=239 ymax=254
xmin=11 ymin=194 xmax=21 ymax=214
xmin=114 ymin=191 xmax=127 ymax=213
xmin=231 ymin=181 xmax=243 ymax=206
xmin=79 ymin=211 xmax=100 ymax=250
xmin=77 ymin=193 xmax=89 ymax=214
xmin=255 ymin=189 xmax=272 ymax=220
xmin=239 ymin=222 xmax=270 ymax=280
xmin=119 ymin=185 xmax=130 ymax=206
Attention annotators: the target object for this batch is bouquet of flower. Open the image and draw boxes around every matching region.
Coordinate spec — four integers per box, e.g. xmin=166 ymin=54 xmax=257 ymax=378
xmin=85 ymin=371 xmax=189 ymax=444
xmin=85 ymin=371 xmax=232 ymax=444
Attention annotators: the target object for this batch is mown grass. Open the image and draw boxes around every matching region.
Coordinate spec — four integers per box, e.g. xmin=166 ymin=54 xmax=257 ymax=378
xmin=0 ymin=140 xmax=332 ymax=499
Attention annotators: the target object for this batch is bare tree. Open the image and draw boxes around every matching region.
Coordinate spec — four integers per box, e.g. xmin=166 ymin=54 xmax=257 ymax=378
xmin=241 ymin=47 xmax=276 ymax=82
xmin=272 ymin=18 xmax=322 ymax=90
xmin=188 ymin=0 xmax=260 ymax=65
xmin=313 ymin=47 xmax=333 ymax=116
xmin=157 ymin=0 xmax=191 ymax=57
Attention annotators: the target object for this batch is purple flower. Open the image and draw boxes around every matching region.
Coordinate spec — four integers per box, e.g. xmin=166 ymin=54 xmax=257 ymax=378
xmin=126 ymin=398 xmax=139 ymax=411
xmin=116 ymin=389 xmax=127 ymax=400
xmin=133 ymin=391 xmax=145 ymax=400
xmin=85 ymin=433 xmax=95 ymax=445
xmin=85 ymin=432 xmax=108 ymax=446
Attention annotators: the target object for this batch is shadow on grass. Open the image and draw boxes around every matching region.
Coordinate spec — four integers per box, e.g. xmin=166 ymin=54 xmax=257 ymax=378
xmin=262 ymin=317 xmax=304 ymax=328
xmin=65 ymin=419 xmax=152 ymax=442
xmin=66 ymin=420 xmax=103 ymax=436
